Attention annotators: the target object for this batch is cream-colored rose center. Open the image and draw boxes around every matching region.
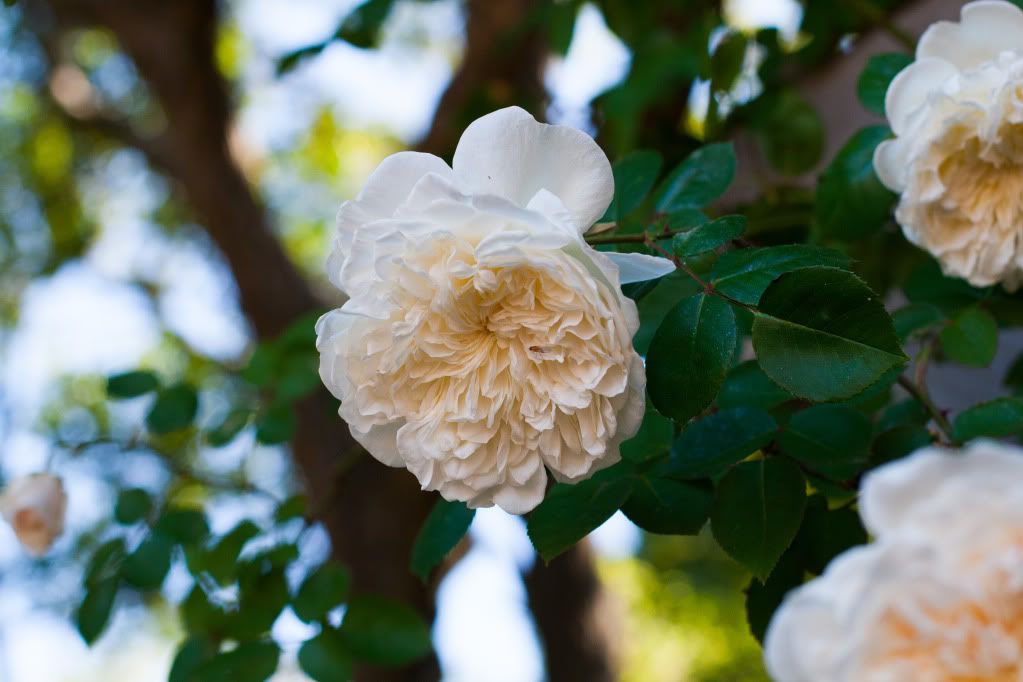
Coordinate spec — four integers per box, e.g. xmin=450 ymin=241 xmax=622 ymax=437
xmin=341 ymin=236 xmax=634 ymax=500
xmin=931 ymin=125 xmax=1023 ymax=232
xmin=868 ymin=541 xmax=1023 ymax=681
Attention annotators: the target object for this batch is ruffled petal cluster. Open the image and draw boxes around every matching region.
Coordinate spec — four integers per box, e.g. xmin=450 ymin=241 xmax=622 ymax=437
xmin=874 ymin=0 xmax=1023 ymax=289
xmin=0 ymin=474 xmax=67 ymax=556
xmin=316 ymin=107 xmax=673 ymax=513
xmin=765 ymin=441 xmax=1023 ymax=681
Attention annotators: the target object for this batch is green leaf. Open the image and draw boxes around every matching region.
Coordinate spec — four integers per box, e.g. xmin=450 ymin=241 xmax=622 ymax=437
xmin=293 ymin=561 xmax=351 ymax=623
xmin=298 ymin=630 xmax=354 ymax=682
xmin=872 ymin=424 xmax=933 ymax=464
xmin=778 ymin=405 xmax=871 ymax=480
xmin=815 ymin=126 xmax=896 ymax=240
xmin=244 ymin=343 xmax=280 ymax=387
xmin=206 ymin=408 xmax=251 ymax=447
xmin=275 ymin=43 xmax=329 ymax=76
xmin=752 ymin=267 xmax=906 ymax=401
xmin=145 ymin=384 xmax=199 ymax=434
xmin=621 ymin=278 xmax=660 ymax=302
xmin=717 ymin=360 xmax=794 ymax=409
xmin=106 ymin=370 xmax=159 ymax=399
xmin=205 ymin=520 xmax=261 ymax=584
xmin=85 ymin=539 xmax=126 ymax=587
xmin=953 ymin=398 xmax=1023 ymax=441
xmin=155 ymin=508 xmax=209 ymax=545
xmin=527 ymin=464 xmax=634 ymax=561
xmin=168 ymin=636 xmax=215 ymax=682
xmin=654 ymin=143 xmax=736 ymax=211
xmin=230 ymin=567 xmax=290 ymax=640
xmin=194 ymin=641 xmax=280 ymax=682
xmin=710 ymin=245 xmax=850 ymax=305
xmin=792 ymin=496 xmax=868 ymax=575
xmin=710 ymin=31 xmax=748 ymax=93
xmin=255 ymin=402 xmax=295 ymax=444
xmin=667 ymin=408 xmax=778 ymax=479
xmin=277 ymin=352 xmax=321 ymax=401
xmin=341 ymin=595 xmax=432 ymax=666
xmin=857 ymin=53 xmax=912 ymax=115
xmin=114 ymin=488 xmax=152 ymax=525
xmin=711 ymin=458 xmax=806 ymax=580
xmin=620 ymin=406 xmax=674 ymax=464
xmin=622 ymin=473 xmax=713 ymax=535
xmin=336 ymin=0 xmax=397 ymax=49
xmin=1005 ymin=351 xmax=1023 ymax=392
xmin=904 ymin=258 xmax=990 ymax=314
xmin=633 ymin=271 xmax=703 ymax=355
xmin=745 ymin=549 xmax=804 ymax=643
xmin=755 ymin=91 xmax=824 ymax=176
xmin=77 ymin=577 xmax=118 ymax=644
xmin=672 ymin=215 xmax=746 ymax=259
xmin=181 ymin=586 xmax=229 ymax=635
xmin=121 ymin=532 xmax=173 ymax=590
xmin=940 ymin=306 xmax=998 ymax=367
xmin=410 ymin=498 xmax=476 ymax=580
xmin=647 ymin=293 xmax=736 ymax=423
xmin=275 ymin=494 xmax=307 ymax=523
xmin=605 ymin=150 xmax=663 ymax=221
xmin=892 ymin=302 xmax=945 ymax=342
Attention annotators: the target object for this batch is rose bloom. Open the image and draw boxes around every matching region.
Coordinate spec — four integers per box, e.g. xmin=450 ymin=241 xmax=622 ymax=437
xmin=765 ymin=441 xmax=1023 ymax=681
xmin=874 ymin=0 xmax=1023 ymax=289
xmin=0 ymin=474 xmax=67 ymax=556
xmin=316 ymin=107 xmax=673 ymax=514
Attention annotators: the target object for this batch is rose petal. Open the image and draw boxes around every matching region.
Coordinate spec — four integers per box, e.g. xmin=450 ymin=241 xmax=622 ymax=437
xmin=918 ymin=0 xmax=1023 ymax=72
xmin=452 ymin=106 xmax=614 ymax=231
xmin=884 ymin=57 xmax=959 ymax=136
xmin=604 ymin=251 xmax=677 ymax=284
xmin=330 ymin=152 xmax=453 ymax=290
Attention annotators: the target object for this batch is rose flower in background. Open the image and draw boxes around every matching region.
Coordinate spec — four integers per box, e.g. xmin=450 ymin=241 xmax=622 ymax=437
xmin=316 ymin=107 xmax=674 ymax=514
xmin=874 ymin=0 xmax=1023 ymax=289
xmin=0 ymin=474 xmax=67 ymax=556
xmin=765 ymin=441 xmax=1023 ymax=681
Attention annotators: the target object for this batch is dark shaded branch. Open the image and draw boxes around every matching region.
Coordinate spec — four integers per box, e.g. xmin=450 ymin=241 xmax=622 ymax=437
xmin=415 ymin=0 xmax=546 ymax=156
xmin=525 ymin=542 xmax=619 ymax=682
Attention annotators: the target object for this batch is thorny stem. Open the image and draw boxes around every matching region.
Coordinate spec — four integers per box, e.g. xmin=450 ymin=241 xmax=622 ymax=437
xmin=896 ymin=374 xmax=955 ymax=445
xmin=584 ymin=228 xmax=688 ymax=246
xmin=914 ymin=336 xmax=937 ymax=389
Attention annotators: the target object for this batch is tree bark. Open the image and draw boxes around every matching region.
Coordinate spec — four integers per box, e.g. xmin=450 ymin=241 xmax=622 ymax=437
xmin=29 ymin=2 xmax=438 ymax=680
xmin=525 ymin=543 xmax=619 ymax=682
xmin=416 ymin=0 xmax=547 ymax=156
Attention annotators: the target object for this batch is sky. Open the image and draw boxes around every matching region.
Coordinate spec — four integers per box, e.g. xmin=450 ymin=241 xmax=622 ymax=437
xmin=0 ymin=1 xmax=804 ymax=680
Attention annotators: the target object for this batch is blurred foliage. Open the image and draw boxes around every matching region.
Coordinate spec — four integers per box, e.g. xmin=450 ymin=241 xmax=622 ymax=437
xmin=602 ymin=531 xmax=768 ymax=682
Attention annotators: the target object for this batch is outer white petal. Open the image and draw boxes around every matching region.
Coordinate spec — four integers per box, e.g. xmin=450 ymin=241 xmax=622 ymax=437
xmin=859 ymin=440 xmax=1023 ymax=539
xmin=872 ymin=138 xmax=905 ymax=191
xmin=604 ymin=251 xmax=677 ymax=284
xmin=351 ymin=421 xmax=405 ymax=468
xmin=884 ymin=57 xmax=959 ymax=135
xmin=918 ymin=0 xmax=1023 ymax=72
xmin=328 ymin=152 xmax=454 ymax=290
xmin=452 ymin=106 xmax=614 ymax=231
xmin=491 ymin=465 xmax=548 ymax=515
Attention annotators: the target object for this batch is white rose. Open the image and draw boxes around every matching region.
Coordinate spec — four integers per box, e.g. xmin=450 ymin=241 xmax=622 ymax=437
xmin=316 ymin=107 xmax=674 ymax=514
xmin=873 ymin=0 xmax=1023 ymax=289
xmin=765 ymin=441 xmax=1023 ymax=681
xmin=0 ymin=474 xmax=67 ymax=556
